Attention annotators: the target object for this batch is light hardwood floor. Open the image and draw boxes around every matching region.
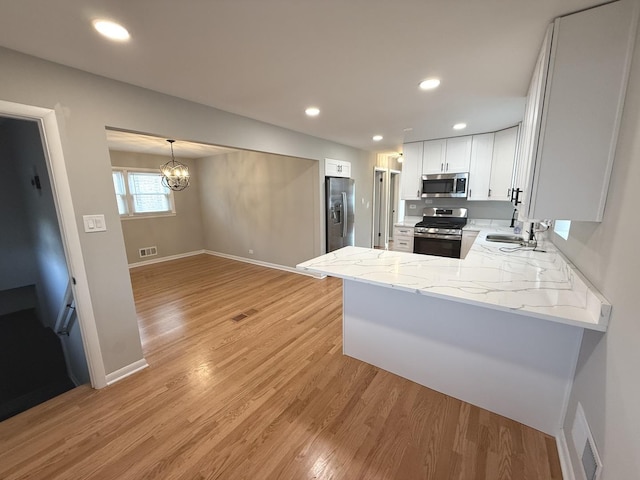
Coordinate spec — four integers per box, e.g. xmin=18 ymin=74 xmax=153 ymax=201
xmin=0 ymin=254 xmax=562 ymax=479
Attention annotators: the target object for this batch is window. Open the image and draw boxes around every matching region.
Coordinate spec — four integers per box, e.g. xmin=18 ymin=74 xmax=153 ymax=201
xmin=112 ymin=168 xmax=175 ymax=218
xmin=553 ymin=220 xmax=571 ymax=240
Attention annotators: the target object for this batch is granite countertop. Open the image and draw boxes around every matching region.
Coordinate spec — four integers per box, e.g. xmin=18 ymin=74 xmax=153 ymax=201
xmin=297 ymin=224 xmax=610 ymax=331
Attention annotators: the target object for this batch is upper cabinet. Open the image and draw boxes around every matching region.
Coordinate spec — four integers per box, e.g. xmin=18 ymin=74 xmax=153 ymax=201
xmin=421 ymin=139 xmax=447 ymax=174
xmin=468 ymin=133 xmax=494 ymax=201
xmin=422 ymin=137 xmax=472 ymax=174
xmin=400 ymin=142 xmax=423 ymax=200
xmin=513 ymin=0 xmax=636 ymax=221
xmin=467 ymin=126 xmax=519 ymax=201
xmin=325 ymin=158 xmax=351 ymax=178
xmin=490 ymin=126 xmax=519 ymax=201
xmin=403 ymin=129 xmax=517 ymax=201
xmin=444 ymin=136 xmax=472 ymax=173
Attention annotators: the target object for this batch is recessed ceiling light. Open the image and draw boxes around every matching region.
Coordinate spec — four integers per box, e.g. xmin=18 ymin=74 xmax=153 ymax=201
xmin=93 ymin=19 xmax=130 ymax=41
xmin=372 ymin=135 xmax=383 ymax=142
xmin=305 ymin=107 xmax=320 ymax=117
xmin=453 ymin=123 xmax=467 ymax=130
xmin=419 ymin=78 xmax=441 ymax=90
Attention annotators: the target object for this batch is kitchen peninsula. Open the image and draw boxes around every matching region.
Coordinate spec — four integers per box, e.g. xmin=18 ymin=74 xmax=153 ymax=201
xmin=297 ymin=226 xmax=610 ymax=436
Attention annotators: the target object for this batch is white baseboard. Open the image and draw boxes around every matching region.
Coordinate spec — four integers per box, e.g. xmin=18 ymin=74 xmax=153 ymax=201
xmin=105 ymin=358 xmax=149 ymax=386
xmin=557 ymin=428 xmax=576 ymax=480
xmin=128 ymin=250 xmax=205 ymax=269
xmin=204 ymin=250 xmax=326 ymax=278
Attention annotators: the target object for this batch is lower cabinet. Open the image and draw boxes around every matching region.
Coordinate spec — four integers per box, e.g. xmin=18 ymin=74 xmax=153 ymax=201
xmin=392 ymin=226 xmax=414 ymax=253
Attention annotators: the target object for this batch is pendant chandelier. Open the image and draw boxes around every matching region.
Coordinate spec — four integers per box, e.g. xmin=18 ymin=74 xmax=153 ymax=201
xmin=160 ymin=139 xmax=190 ymax=191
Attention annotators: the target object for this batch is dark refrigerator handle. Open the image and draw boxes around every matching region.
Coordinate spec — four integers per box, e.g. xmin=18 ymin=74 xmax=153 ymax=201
xmin=341 ymin=192 xmax=347 ymax=237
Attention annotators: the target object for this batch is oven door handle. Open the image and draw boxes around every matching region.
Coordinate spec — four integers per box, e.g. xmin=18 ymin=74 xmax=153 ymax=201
xmin=414 ymin=233 xmax=462 ymax=240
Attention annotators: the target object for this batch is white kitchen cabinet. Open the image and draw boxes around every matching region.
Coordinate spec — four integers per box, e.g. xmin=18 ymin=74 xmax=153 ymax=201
xmin=392 ymin=226 xmax=414 ymax=253
xmin=325 ymin=158 xmax=351 ymax=178
xmin=468 ymin=133 xmax=494 ymax=201
xmin=513 ymin=1 xmax=635 ymax=221
xmin=421 ymin=139 xmax=447 ymax=174
xmin=444 ymin=136 xmax=472 ymax=173
xmin=489 ymin=126 xmax=518 ymax=201
xmin=400 ymin=142 xmax=422 ymax=200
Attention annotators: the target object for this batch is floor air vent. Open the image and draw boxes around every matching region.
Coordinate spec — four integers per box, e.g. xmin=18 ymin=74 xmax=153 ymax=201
xmin=139 ymin=246 xmax=158 ymax=258
xmin=572 ymin=403 xmax=603 ymax=480
xmin=231 ymin=309 xmax=258 ymax=322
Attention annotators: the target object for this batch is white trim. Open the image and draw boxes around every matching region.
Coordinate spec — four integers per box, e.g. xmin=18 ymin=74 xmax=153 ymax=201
xmin=560 ymin=328 xmax=584 ymax=435
xmin=557 ymin=428 xmax=576 ymax=480
xmin=128 ymin=250 xmax=205 ymax=268
xmin=105 ymin=359 xmax=149 ymax=386
xmin=0 ymin=99 xmax=108 ymax=389
xmin=204 ymin=250 xmax=325 ymax=279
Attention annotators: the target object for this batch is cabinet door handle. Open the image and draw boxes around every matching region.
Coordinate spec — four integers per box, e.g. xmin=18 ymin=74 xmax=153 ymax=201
xmin=508 ymin=188 xmax=511 ymax=198
xmin=488 ymin=188 xmax=492 ymax=197
xmin=513 ymin=188 xmax=522 ymax=206
xmin=446 ymin=163 xmax=449 ymax=171
xmin=469 ymin=188 xmax=472 ymax=197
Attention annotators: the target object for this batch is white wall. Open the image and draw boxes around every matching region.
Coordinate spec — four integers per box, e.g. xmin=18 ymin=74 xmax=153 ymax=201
xmin=198 ymin=150 xmax=319 ymax=267
xmin=552 ymin=16 xmax=640 ymax=479
xmin=0 ymin=46 xmax=375 ymax=378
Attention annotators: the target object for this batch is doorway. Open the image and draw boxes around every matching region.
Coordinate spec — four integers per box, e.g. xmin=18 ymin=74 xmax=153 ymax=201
xmin=387 ymin=170 xmax=401 ymax=246
xmin=372 ymin=167 xmax=401 ymax=250
xmin=0 ymin=106 xmax=98 ymax=420
xmin=372 ymin=168 xmax=387 ymax=248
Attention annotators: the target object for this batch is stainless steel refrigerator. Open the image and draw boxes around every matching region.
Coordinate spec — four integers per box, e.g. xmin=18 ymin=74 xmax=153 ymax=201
xmin=325 ymin=177 xmax=355 ymax=252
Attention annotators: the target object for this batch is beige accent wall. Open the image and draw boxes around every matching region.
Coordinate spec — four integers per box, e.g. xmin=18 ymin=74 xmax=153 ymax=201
xmin=109 ymin=150 xmax=205 ymax=264
xmin=198 ymin=151 xmax=319 ymax=267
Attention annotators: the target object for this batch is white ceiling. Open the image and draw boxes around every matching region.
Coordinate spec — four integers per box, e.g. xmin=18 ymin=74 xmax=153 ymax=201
xmin=106 ymin=130 xmax=238 ymax=158
xmin=0 ymin=0 xmax=604 ymax=152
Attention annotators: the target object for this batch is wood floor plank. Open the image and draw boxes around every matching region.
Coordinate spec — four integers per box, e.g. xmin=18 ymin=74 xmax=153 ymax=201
xmin=0 ymin=254 xmax=563 ymax=479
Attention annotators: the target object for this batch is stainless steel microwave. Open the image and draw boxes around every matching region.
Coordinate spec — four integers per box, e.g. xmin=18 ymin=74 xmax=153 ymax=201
xmin=421 ymin=172 xmax=468 ymax=198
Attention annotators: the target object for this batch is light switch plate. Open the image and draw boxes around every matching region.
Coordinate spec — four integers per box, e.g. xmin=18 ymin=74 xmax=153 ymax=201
xmin=83 ymin=214 xmax=107 ymax=233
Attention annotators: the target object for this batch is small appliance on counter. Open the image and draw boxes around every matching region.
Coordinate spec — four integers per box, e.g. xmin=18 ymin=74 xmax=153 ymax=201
xmin=421 ymin=172 xmax=468 ymax=198
xmin=325 ymin=176 xmax=355 ymax=252
xmin=414 ymin=207 xmax=468 ymax=258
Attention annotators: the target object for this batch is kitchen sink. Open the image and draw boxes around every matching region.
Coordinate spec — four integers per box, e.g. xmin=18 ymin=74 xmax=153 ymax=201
xmin=485 ymin=234 xmax=525 ymax=244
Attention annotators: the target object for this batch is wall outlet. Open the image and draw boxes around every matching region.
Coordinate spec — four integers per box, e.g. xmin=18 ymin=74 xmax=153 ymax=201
xmin=408 ymin=204 xmax=417 ymax=210
xmin=424 ymin=199 xmax=433 ymax=204
xmin=248 ymin=249 xmax=254 ymax=254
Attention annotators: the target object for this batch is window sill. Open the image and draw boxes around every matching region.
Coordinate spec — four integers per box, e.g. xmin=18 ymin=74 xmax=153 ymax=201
xmin=120 ymin=212 xmax=177 ymax=221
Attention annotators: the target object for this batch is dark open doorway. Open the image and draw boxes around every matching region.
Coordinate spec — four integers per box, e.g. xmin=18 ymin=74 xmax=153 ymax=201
xmin=0 ymin=117 xmax=89 ymax=421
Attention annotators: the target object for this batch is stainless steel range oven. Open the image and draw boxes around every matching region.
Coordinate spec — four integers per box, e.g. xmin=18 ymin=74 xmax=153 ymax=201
xmin=414 ymin=207 xmax=467 ymax=258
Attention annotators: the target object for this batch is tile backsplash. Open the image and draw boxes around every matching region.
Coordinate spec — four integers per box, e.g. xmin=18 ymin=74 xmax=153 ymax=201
xmin=404 ymin=198 xmax=514 ymax=220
